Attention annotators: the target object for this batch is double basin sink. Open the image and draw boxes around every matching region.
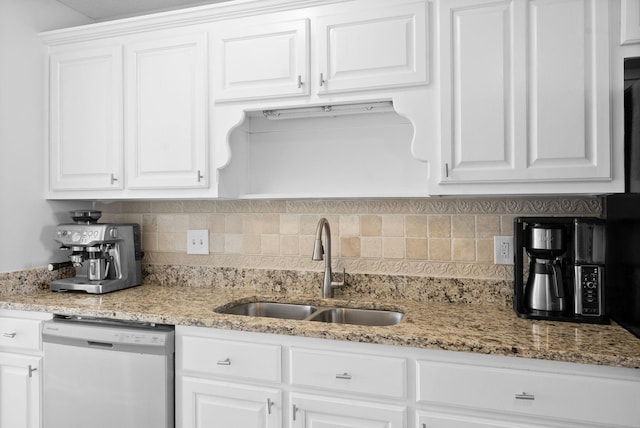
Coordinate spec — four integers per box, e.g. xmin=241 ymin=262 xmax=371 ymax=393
xmin=218 ymin=301 xmax=403 ymax=326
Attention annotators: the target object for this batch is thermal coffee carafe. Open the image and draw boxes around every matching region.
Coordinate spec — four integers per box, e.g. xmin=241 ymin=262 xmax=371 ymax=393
xmin=49 ymin=210 xmax=143 ymax=294
xmin=513 ymin=217 xmax=607 ymax=324
xmin=524 ymin=224 xmax=566 ymax=315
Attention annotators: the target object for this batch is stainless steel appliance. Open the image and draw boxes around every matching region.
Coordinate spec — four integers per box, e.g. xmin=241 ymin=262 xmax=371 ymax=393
xmin=42 ymin=315 xmax=174 ymax=428
xmin=513 ymin=217 xmax=607 ymax=323
xmin=50 ymin=210 xmax=143 ymax=293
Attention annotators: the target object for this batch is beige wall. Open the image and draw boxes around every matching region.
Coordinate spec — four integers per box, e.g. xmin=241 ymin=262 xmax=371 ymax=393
xmin=97 ymin=196 xmax=601 ymax=280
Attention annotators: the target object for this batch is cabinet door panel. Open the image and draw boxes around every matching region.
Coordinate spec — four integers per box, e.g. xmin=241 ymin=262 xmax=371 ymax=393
xmin=439 ymin=0 xmax=518 ymax=182
xmin=526 ymin=0 xmax=610 ymax=179
xmin=212 ymin=18 xmax=309 ymax=100
xmin=316 ymin=1 xmax=428 ymax=93
xmin=0 ymin=353 xmax=40 ymax=428
xmin=622 ymin=0 xmax=640 ymax=44
xmin=49 ymin=46 xmax=123 ymax=191
xmin=180 ymin=377 xmax=280 ymax=428
xmin=290 ymin=393 xmax=405 ymax=428
xmin=125 ymin=33 xmax=207 ymax=189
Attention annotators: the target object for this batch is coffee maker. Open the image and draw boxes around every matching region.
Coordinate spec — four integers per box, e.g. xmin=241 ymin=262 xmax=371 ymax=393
xmin=50 ymin=210 xmax=143 ymax=294
xmin=513 ymin=217 xmax=607 ymax=323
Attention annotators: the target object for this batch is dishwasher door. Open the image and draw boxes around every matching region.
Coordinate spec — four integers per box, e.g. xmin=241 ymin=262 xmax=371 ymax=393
xmin=42 ymin=317 xmax=174 ymax=428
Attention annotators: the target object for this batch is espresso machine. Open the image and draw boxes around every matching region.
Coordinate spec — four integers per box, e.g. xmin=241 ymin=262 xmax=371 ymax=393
xmin=50 ymin=210 xmax=143 ymax=294
xmin=513 ymin=217 xmax=607 ymax=323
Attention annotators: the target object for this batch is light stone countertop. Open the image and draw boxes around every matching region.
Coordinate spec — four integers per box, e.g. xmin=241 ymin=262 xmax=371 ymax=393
xmin=1 ymin=283 xmax=639 ymax=369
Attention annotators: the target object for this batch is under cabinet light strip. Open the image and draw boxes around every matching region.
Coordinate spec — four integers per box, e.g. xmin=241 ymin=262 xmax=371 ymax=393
xmin=261 ymin=101 xmax=394 ymax=120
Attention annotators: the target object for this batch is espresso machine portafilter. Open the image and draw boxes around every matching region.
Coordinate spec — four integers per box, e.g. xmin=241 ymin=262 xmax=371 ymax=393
xmin=50 ymin=210 xmax=143 ymax=294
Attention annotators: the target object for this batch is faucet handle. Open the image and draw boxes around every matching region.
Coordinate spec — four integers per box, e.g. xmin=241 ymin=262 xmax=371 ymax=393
xmin=331 ymin=268 xmax=347 ymax=288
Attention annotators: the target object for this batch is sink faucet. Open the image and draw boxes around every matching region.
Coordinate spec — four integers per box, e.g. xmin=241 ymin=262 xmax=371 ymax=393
xmin=312 ymin=218 xmax=346 ymax=298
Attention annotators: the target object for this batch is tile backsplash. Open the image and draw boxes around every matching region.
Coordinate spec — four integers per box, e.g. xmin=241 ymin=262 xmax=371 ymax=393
xmin=97 ymin=196 xmax=601 ymax=281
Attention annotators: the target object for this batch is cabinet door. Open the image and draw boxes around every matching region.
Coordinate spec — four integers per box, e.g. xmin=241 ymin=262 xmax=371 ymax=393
xmin=439 ymin=0 xmax=611 ymax=185
xmin=180 ymin=377 xmax=280 ymax=428
xmin=622 ymin=0 xmax=640 ymax=44
xmin=0 ymin=353 xmax=40 ymax=428
xmin=315 ymin=1 xmax=428 ymax=94
xmin=290 ymin=392 xmax=405 ymax=428
xmin=49 ymin=45 xmax=123 ymax=191
xmin=417 ymin=410 xmax=559 ymax=428
xmin=125 ymin=33 xmax=208 ymax=189
xmin=212 ymin=18 xmax=309 ymax=101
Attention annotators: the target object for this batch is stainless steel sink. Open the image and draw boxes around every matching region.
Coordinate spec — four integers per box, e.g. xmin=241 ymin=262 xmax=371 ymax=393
xmin=218 ymin=301 xmax=403 ymax=326
xmin=220 ymin=302 xmax=318 ymax=320
xmin=307 ymin=307 xmax=403 ymax=326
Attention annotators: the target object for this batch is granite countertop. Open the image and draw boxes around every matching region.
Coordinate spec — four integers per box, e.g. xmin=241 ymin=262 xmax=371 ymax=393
xmin=1 ymin=283 xmax=639 ymax=369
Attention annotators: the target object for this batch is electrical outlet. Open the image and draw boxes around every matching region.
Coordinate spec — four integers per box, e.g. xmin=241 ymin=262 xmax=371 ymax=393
xmin=187 ymin=229 xmax=209 ymax=255
xmin=493 ymin=236 xmax=514 ymax=265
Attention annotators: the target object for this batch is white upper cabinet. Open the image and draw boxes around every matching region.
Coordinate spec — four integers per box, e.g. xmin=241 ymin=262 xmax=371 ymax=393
xmin=210 ymin=0 xmax=428 ymax=102
xmin=211 ymin=18 xmax=310 ymax=101
xmin=48 ymin=45 xmax=123 ymax=191
xmin=125 ymin=33 xmax=208 ymax=189
xmin=622 ymin=0 xmax=640 ymax=44
xmin=435 ymin=0 xmax=617 ymax=195
xmin=314 ymin=1 xmax=428 ymax=94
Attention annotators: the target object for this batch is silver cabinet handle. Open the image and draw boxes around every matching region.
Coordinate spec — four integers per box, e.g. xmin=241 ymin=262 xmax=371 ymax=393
xmin=110 ymin=173 xmax=118 ymax=184
xmin=335 ymin=372 xmax=352 ymax=380
xmin=267 ymin=398 xmax=274 ymax=415
xmin=216 ymin=358 xmax=231 ymax=366
xmin=197 ymin=170 xmax=204 ymax=182
xmin=28 ymin=365 xmax=37 ymax=378
xmin=515 ymin=392 xmax=535 ymax=400
xmin=292 ymin=404 xmax=299 ymax=421
xmin=3 ymin=332 xmax=16 ymax=338
xmin=297 ymin=75 xmax=303 ymax=88
xmin=319 ymin=72 xmax=325 ymax=87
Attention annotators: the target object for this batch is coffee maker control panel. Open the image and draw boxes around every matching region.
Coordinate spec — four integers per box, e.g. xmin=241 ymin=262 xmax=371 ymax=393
xmin=575 ymin=265 xmax=604 ymax=316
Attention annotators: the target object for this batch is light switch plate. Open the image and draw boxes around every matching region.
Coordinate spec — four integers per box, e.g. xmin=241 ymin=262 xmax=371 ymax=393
xmin=187 ymin=229 xmax=209 ymax=255
xmin=493 ymin=236 xmax=514 ymax=265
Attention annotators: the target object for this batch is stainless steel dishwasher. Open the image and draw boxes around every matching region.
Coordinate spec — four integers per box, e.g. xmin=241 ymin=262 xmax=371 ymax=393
xmin=42 ymin=315 xmax=174 ymax=428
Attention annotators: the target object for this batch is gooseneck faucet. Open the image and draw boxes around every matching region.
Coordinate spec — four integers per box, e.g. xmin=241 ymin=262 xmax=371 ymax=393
xmin=312 ymin=218 xmax=346 ymax=298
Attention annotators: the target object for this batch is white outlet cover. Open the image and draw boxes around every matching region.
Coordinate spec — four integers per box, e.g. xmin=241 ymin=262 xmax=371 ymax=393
xmin=187 ymin=229 xmax=209 ymax=255
xmin=493 ymin=235 xmax=514 ymax=265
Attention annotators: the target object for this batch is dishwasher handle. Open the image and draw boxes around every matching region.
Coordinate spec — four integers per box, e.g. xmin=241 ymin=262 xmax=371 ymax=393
xmin=87 ymin=341 xmax=114 ymax=349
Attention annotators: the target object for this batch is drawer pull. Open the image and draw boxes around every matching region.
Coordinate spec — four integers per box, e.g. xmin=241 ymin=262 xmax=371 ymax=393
xmin=216 ymin=358 xmax=231 ymax=366
xmin=515 ymin=392 xmax=535 ymax=401
xmin=292 ymin=404 xmax=299 ymax=421
xmin=267 ymin=398 xmax=274 ymax=415
xmin=335 ymin=372 xmax=352 ymax=380
xmin=3 ymin=332 xmax=16 ymax=338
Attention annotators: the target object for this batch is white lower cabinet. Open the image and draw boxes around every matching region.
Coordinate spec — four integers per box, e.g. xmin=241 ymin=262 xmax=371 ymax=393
xmin=0 ymin=311 xmax=51 ymax=428
xmin=176 ymin=326 xmax=640 ymax=428
xmin=290 ymin=392 xmax=406 ymax=428
xmin=181 ymin=377 xmax=281 ymax=428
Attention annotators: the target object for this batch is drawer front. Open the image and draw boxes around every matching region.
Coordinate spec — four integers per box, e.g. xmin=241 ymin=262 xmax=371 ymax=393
xmin=180 ymin=335 xmax=281 ymax=383
xmin=0 ymin=317 xmax=42 ymax=352
xmin=416 ymin=360 xmax=640 ymax=427
xmin=290 ymin=347 xmax=406 ymax=399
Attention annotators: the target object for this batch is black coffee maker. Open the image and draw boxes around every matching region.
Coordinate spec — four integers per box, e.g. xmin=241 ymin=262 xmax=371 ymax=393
xmin=513 ymin=217 xmax=607 ymax=324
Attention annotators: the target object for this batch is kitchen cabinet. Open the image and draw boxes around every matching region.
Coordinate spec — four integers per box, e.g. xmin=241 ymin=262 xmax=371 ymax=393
xmin=125 ymin=32 xmax=208 ymax=189
xmin=622 ymin=0 xmax=640 ymax=44
xmin=211 ymin=18 xmax=310 ymax=101
xmin=44 ymin=28 xmax=209 ymax=198
xmin=48 ymin=44 xmax=123 ymax=191
xmin=211 ymin=0 xmax=427 ymax=102
xmin=435 ymin=0 xmax=615 ymax=195
xmin=176 ymin=326 xmax=640 ymax=428
xmin=0 ymin=311 xmax=52 ymax=428
xmin=177 ymin=328 xmax=282 ymax=427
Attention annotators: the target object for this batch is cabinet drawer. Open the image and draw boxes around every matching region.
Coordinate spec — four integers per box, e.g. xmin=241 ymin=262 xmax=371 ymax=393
xmin=0 ymin=317 xmax=42 ymax=352
xmin=180 ymin=335 xmax=281 ymax=383
xmin=290 ymin=347 xmax=406 ymax=399
xmin=416 ymin=360 xmax=640 ymax=427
